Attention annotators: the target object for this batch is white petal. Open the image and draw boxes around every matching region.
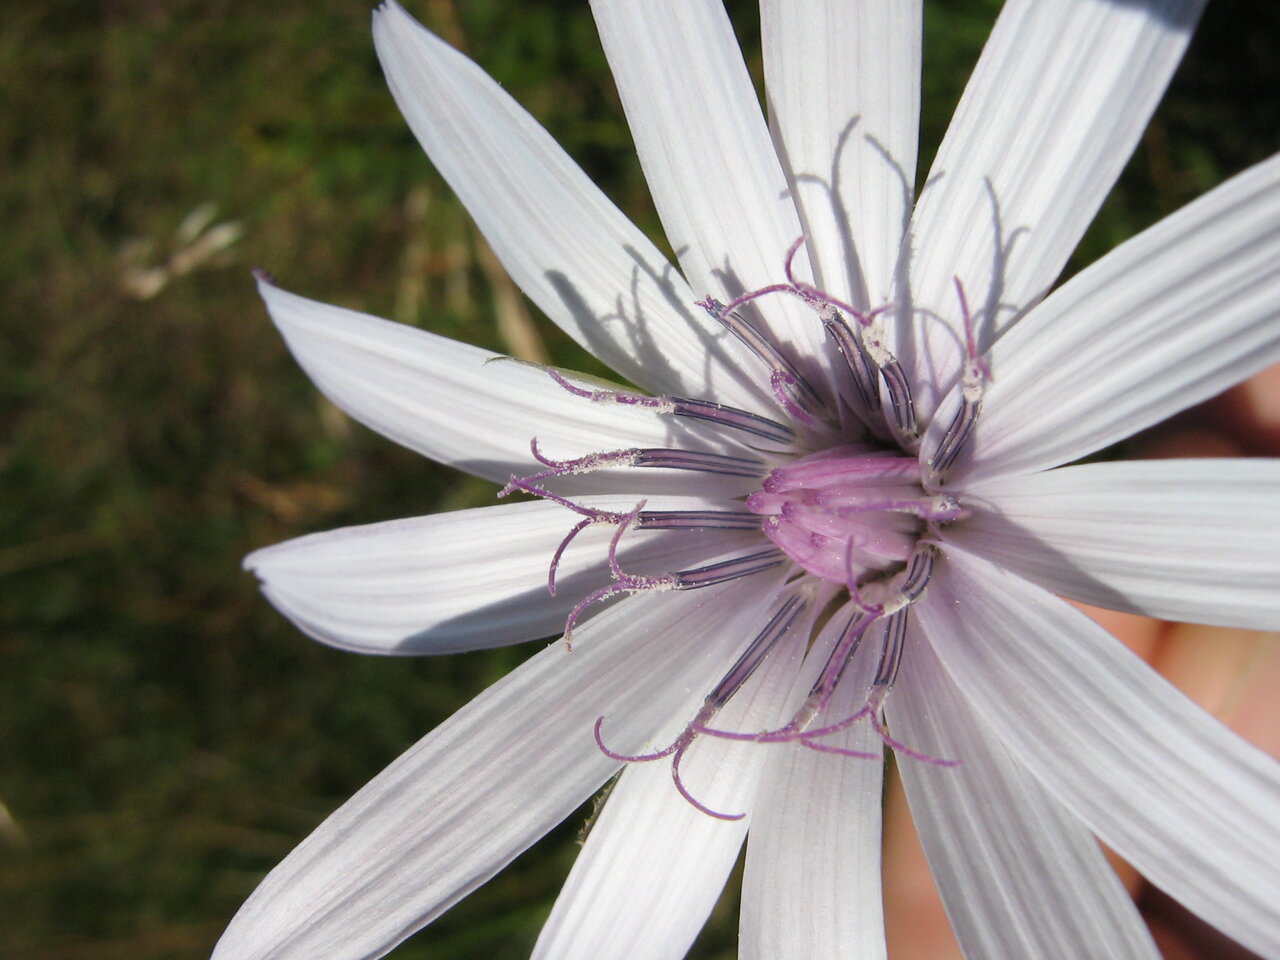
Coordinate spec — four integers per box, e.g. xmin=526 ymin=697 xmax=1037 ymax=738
xmin=762 ymin=0 xmax=921 ymax=308
xmin=917 ymin=545 xmax=1280 ymax=958
xmin=890 ymin=625 xmax=1157 ymax=960
xmin=926 ymin=152 xmax=1280 ymax=483
xmin=532 ymin=575 xmax=799 ymax=960
xmin=371 ymin=1 xmax=768 ymax=410
xmin=741 ymin=601 xmax=887 ymax=960
xmin=901 ymin=0 xmax=1204 ymax=415
xmin=246 ymin=495 xmax=763 ymax=655
xmin=258 ymin=277 xmax=760 ymax=494
xmin=590 ymin=0 xmax=833 ymax=391
xmin=952 ymin=459 xmax=1280 ymax=630
xmin=212 ymin=574 xmax=784 ymax=960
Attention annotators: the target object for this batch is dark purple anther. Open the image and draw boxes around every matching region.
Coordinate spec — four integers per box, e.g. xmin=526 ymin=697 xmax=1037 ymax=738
xmin=637 ymin=510 xmax=762 ymax=530
xmin=544 ymin=369 xmax=796 ymax=445
xmin=821 ymin=310 xmax=883 ymax=418
xmin=707 ymin=593 xmax=807 ymax=709
xmin=593 ymin=589 xmax=811 ymax=821
xmin=871 ymin=607 xmax=909 ymax=689
xmin=672 ymin=549 xmax=787 ymax=588
xmin=698 ymin=295 xmax=825 ymax=424
xmin=928 ymin=278 xmax=991 ymax=480
xmin=929 ymin=396 xmax=982 ymax=477
xmin=668 ymin=396 xmax=796 ymax=444
xmin=632 ymin=448 xmax=767 ymax=478
xmin=877 ymin=358 xmax=918 ymax=443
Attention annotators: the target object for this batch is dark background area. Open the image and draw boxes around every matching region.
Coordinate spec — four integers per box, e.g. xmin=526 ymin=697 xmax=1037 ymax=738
xmin=1 ymin=1 xmax=1276 ymax=957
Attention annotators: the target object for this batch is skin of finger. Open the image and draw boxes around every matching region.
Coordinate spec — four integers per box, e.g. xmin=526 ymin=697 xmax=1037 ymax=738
xmin=883 ymin=761 xmax=965 ymax=960
xmin=1212 ymin=361 xmax=1280 ymax=456
xmin=1138 ymin=361 xmax=1280 ymax=458
xmin=882 ymin=367 xmax=1280 ymax=958
xmin=880 ymin=608 xmax=1163 ymax=954
xmin=1071 ymin=602 xmax=1165 ymax=896
xmin=1154 ymin=624 xmax=1280 ymax=759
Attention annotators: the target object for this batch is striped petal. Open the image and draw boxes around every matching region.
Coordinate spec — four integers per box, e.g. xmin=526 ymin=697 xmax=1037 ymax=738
xmin=900 ymin=0 xmax=1204 ymax=416
xmin=213 ymin=575 xmax=782 ymax=960
xmin=918 ymin=545 xmax=1280 ymax=958
xmin=891 ymin=622 xmax=1157 ymax=960
xmin=925 ymin=153 xmax=1280 ymax=483
xmin=590 ymin=0 xmax=833 ymax=393
xmin=761 ymin=0 xmax=921 ymax=309
xmin=372 ymin=1 xmax=768 ymax=410
xmin=952 ymin=459 xmax=1280 ymax=630
xmin=258 ymin=277 xmax=760 ymax=496
xmin=246 ymin=495 xmax=763 ymax=655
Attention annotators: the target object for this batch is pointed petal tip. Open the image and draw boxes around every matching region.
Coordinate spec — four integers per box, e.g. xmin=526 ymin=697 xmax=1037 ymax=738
xmin=372 ymin=0 xmax=425 ymax=53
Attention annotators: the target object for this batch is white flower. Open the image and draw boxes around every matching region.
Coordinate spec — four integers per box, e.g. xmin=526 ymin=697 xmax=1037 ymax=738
xmin=216 ymin=2 xmax=1280 ymax=958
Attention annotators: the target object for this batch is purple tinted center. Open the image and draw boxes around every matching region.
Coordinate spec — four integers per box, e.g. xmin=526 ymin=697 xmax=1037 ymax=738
xmin=747 ymin=446 xmax=929 ymax=584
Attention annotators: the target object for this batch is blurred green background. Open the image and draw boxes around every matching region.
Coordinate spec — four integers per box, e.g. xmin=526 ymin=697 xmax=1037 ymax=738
xmin=1 ymin=1 xmax=1276 ymax=957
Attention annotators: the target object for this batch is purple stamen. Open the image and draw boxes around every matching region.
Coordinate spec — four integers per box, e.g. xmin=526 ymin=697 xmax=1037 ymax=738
xmin=821 ymin=311 xmax=882 ymax=418
xmin=876 ymin=355 xmax=918 ymax=443
xmin=513 ymin=437 xmax=768 ymax=488
xmin=607 ymin=501 xmax=648 ymax=579
xmin=930 ymin=401 xmax=980 ymax=478
xmin=769 ymin=369 xmax=821 ymax=428
xmin=799 ymin=739 xmax=882 ymax=760
xmin=544 ymin=369 xmax=795 ymax=445
xmin=697 ymin=547 xmax=938 ymax=753
xmin=562 ymin=503 xmax=674 ymax=646
xmin=706 ymin=593 xmax=807 ymax=708
xmin=801 ymin=607 xmax=882 ymax=719
xmin=547 ymin=517 xmax=592 ymax=597
xmin=594 ymin=708 xmax=748 ymax=820
xmin=505 ymin=441 xmax=640 ymax=493
xmin=545 ymin=368 xmax=675 ymax=412
xmin=593 ymin=591 xmax=808 ymax=819
xmin=794 ymin=706 xmax=875 ymax=743
xmin=671 ymin=549 xmax=787 ymax=588
xmin=694 ymin=607 xmax=881 ymax=745
xmin=779 ymin=236 xmax=869 ymax=323
xmin=637 ymin=510 xmax=762 ymax=531
xmin=867 ymin=688 xmax=958 ymax=767
xmin=842 ymin=542 xmax=882 ymax=614
xmin=703 ymin=238 xmax=922 ymax=434
xmin=563 ymin=546 xmax=785 ymax=646
xmin=671 ymin=744 xmax=745 ymax=821
xmin=696 ymin=295 xmax=825 ymax=425
xmin=929 ymin=278 xmax=991 ymax=479
xmin=507 ymin=475 xmax=773 ymax=596
xmin=709 ymin=283 xmax=803 ymax=321
xmin=669 ymin=397 xmax=796 ymax=443
xmin=498 ymin=476 xmax=625 ymax=522
xmin=520 ymin=236 xmax=977 ymax=818
xmin=592 ymin=716 xmax=683 ymax=764
xmin=632 ymin=448 xmax=767 ymax=478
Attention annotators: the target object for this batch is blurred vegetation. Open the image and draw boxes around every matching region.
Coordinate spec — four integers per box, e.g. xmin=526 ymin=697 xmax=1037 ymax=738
xmin=0 ymin=1 xmax=1275 ymax=957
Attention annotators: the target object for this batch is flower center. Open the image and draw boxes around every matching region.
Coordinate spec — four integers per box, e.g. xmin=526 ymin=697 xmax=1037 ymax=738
xmin=497 ymin=241 xmax=988 ymax=818
xmin=747 ymin=445 xmax=962 ymax=586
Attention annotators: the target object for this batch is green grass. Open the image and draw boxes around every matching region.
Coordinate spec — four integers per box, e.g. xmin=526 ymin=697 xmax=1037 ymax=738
xmin=0 ymin=1 xmax=1275 ymax=958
